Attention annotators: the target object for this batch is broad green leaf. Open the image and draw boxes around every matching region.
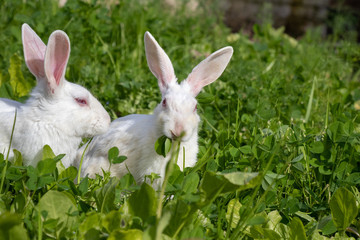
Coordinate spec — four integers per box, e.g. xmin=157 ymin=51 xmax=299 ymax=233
xmin=119 ymin=173 xmax=136 ymax=189
xmin=295 ymin=211 xmax=316 ymax=222
xmin=11 ymin=194 xmax=26 ymax=213
xmin=55 ymin=155 xmax=66 ymax=174
xmin=95 ymin=178 xmax=119 ymax=213
xmin=37 ymin=158 xmax=57 ymax=176
xmin=226 ymin=198 xmax=241 ymax=229
xmin=345 ymin=173 xmax=360 ymax=184
xmin=164 ymin=200 xmax=191 ymax=236
xmin=266 ymin=210 xmax=282 ymax=230
xmin=108 ymin=147 xmax=119 ymax=161
xmin=0 ymin=212 xmax=28 ymax=240
xmin=327 ymin=122 xmax=341 ymax=142
xmin=247 ymin=214 xmax=267 ymax=226
xmin=289 ymin=217 xmax=306 ymax=240
xmin=163 ymin=137 xmax=172 ymax=157
xmin=37 ymin=175 xmax=54 ymax=188
xmin=342 ymin=121 xmax=354 ymax=137
xmin=7 ymin=224 xmax=29 ymax=240
xmin=155 ymin=136 xmax=172 ymax=157
xmin=78 ymin=176 xmax=89 ymax=196
xmin=249 ymin=225 xmax=281 ymax=240
xmin=128 ymin=183 xmax=157 ymax=222
xmin=157 ymin=211 xmax=172 ymax=236
xmin=108 ymin=146 xmax=128 ymax=164
xmin=6 ymin=167 xmax=22 ymax=181
xmin=229 ymin=147 xmax=240 ymax=158
xmin=181 ymin=172 xmax=199 ymax=193
xmin=330 ymin=187 xmax=357 ymax=232
xmin=108 ymin=229 xmax=143 ymax=240
xmin=239 ymin=145 xmax=252 ymax=154
xmin=58 ymin=166 xmax=78 ymax=182
xmin=311 ymin=231 xmax=330 ymax=240
xmin=166 ymin=164 xmax=183 ymax=189
xmin=200 ymin=171 xmax=261 ymax=201
xmin=35 ymin=190 xmax=78 ymax=233
xmin=112 ymin=155 xmax=127 ymax=164
xmin=0 ymin=212 xmax=21 ymax=230
xmin=327 ymin=122 xmax=350 ymax=143
xmin=334 ymin=162 xmax=354 ymax=181
xmin=310 ymin=141 xmax=324 ymax=154
xmin=25 ymin=166 xmax=38 ymax=191
xmin=8 ymin=54 xmax=32 ymax=97
xmin=291 ymin=154 xmax=304 ymax=163
xmin=0 ymin=73 xmax=13 ymax=99
xmin=197 ymin=92 xmax=214 ymax=104
xmin=102 ymin=210 xmax=122 ymax=233
xmin=318 ymin=215 xmax=337 ymax=235
xmin=319 ymin=165 xmax=332 ymax=175
xmin=262 ymin=171 xmax=285 ymax=190
xmin=12 ymin=149 xmax=22 ymax=166
xmin=78 ymin=212 xmax=102 ymax=239
xmin=222 ymin=172 xmax=261 ymax=186
xmin=79 ymin=212 xmax=101 ymax=231
xmin=41 ymin=145 xmax=56 ymax=160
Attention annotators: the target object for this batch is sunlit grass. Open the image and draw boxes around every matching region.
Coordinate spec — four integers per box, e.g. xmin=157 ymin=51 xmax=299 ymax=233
xmin=0 ymin=0 xmax=359 ymax=239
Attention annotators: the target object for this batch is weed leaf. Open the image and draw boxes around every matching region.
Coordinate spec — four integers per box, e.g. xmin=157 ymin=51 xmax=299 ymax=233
xmin=108 ymin=229 xmax=143 ymax=240
xmin=155 ymin=136 xmax=172 ymax=157
xmin=289 ymin=217 xmax=307 ymax=240
xmin=8 ymin=54 xmax=32 ymax=97
xmin=226 ymin=198 xmax=241 ymax=229
xmin=200 ymin=171 xmax=261 ymax=200
xmin=330 ymin=187 xmax=358 ymax=233
xmin=35 ymin=190 xmax=79 ymax=235
xmin=94 ymin=178 xmax=119 ymax=213
xmin=128 ymin=183 xmax=157 ymax=222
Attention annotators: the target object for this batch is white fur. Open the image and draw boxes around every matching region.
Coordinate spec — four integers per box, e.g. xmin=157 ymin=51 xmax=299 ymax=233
xmin=0 ymin=24 xmax=110 ymax=167
xmin=0 ymin=99 xmax=22 ymax=112
xmin=77 ymin=31 xmax=233 ymax=187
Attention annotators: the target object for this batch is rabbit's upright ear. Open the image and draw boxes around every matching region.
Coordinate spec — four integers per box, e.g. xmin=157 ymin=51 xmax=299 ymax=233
xmin=22 ymin=23 xmax=46 ymax=79
xmin=186 ymin=46 xmax=233 ymax=96
xmin=44 ymin=30 xmax=70 ymax=94
xmin=144 ymin=31 xmax=176 ymax=95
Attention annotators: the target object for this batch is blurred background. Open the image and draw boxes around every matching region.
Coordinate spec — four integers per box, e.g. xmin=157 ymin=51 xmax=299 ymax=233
xmin=224 ymin=0 xmax=358 ymax=39
xmin=165 ymin=0 xmax=360 ymax=41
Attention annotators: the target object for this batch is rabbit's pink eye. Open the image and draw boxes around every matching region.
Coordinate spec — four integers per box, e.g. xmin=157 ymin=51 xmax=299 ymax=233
xmin=75 ymin=98 xmax=87 ymax=106
xmin=162 ymin=98 xmax=167 ymax=108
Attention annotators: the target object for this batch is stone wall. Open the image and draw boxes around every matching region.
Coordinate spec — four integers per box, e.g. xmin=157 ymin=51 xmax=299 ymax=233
xmin=222 ymin=0 xmax=330 ymax=37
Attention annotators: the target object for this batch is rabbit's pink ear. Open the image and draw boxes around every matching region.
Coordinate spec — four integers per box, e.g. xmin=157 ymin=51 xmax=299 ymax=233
xmin=22 ymin=23 xmax=46 ymax=79
xmin=44 ymin=30 xmax=70 ymax=93
xmin=186 ymin=47 xmax=233 ymax=96
xmin=144 ymin=31 xmax=176 ymax=94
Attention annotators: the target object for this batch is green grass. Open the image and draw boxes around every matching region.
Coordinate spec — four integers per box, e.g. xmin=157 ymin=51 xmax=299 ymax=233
xmin=1 ymin=0 xmax=360 ymax=239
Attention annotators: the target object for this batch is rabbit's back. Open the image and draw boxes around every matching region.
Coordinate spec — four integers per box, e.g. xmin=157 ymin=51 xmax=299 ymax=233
xmin=79 ymin=114 xmax=157 ymax=179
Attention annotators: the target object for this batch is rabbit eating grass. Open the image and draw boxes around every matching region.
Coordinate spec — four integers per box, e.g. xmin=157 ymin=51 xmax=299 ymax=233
xmin=0 ymin=24 xmax=111 ymax=168
xmin=77 ymin=31 xmax=233 ymax=188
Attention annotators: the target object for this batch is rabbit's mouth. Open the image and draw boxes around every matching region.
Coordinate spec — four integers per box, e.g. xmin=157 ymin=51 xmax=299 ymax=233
xmin=170 ymin=130 xmax=186 ymax=141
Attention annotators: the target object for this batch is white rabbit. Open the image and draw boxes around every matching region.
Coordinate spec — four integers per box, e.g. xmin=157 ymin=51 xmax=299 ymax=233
xmin=77 ymin=31 xmax=233 ymax=187
xmin=0 ymin=23 xmax=111 ymax=168
xmin=0 ymin=99 xmax=21 ymax=112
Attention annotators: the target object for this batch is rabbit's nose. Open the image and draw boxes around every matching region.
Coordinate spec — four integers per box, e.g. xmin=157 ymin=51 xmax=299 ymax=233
xmin=171 ymin=122 xmax=185 ymax=139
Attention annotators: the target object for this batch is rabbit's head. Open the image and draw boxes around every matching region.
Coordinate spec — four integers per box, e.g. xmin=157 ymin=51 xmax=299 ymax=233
xmin=144 ymin=32 xmax=233 ymax=142
xmin=22 ymin=24 xmax=110 ymax=137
